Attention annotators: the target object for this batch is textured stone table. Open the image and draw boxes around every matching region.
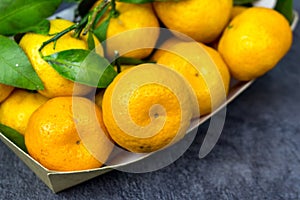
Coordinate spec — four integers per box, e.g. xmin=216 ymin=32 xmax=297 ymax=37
xmin=1 ymin=2 xmax=300 ymax=199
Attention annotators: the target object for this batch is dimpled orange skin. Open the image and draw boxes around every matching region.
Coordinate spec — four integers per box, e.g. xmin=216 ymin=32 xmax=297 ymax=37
xmin=102 ymin=65 xmax=195 ymax=153
xmin=218 ymin=7 xmax=293 ymax=81
xmin=157 ymin=42 xmax=230 ymax=116
xmin=102 ymin=72 xmax=180 ymax=153
xmin=25 ymin=97 xmax=113 ymax=171
xmin=96 ymin=2 xmax=160 ymax=59
xmin=106 ymin=84 xmax=181 ymax=153
xmin=19 ymin=19 xmax=103 ymax=98
xmin=0 ymin=83 xmax=14 ymax=103
xmin=0 ymin=89 xmax=48 ymax=135
xmin=200 ymin=43 xmax=231 ymax=94
xmin=153 ymin=0 xmax=233 ymax=43
xmin=151 ymin=37 xmax=184 ymax=62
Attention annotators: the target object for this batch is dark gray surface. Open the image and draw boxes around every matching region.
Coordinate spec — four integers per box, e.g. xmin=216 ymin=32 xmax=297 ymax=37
xmin=1 ymin=3 xmax=300 ymax=200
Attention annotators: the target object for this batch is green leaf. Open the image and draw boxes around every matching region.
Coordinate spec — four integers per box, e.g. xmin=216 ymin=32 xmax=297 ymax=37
xmin=0 ymin=35 xmax=44 ymax=90
xmin=0 ymin=0 xmax=62 ymax=35
xmin=275 ymin=0 xmax=294 ymax=24
xmin=0 ymin=124 xmax=27 ymax=153
xmin=89 ymin=1 xmax=111 ymax=42
xmin=94 ymin=16 xmax=111 ymax=42
xmin=23 ymin=19 xmax=51 ymax=35
xmin=233 ymin=0 xmax=256 ymax=5
xmin=93 ymin=3 xmax=110 ymax=29
xmin=87 ymin=31 xmax=95 ymax=50
xmin=43 ymin=49 xmax=117 ymax=88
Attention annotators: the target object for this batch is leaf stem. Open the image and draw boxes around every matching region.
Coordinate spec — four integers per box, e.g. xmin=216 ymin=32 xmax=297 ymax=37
xmin=114 ymin=50 xmax=121 ymax=73
xmin=38 ymin=24 xmax=78 ymax=52
xmin=83 ymin=0 xmax=111 ymax=35
xmin=73 ymin=13 xmax=90 ymax=38
xmin=110 ymin=0 xmax=119 ymax=18
xmin=39 ymin=0 xmax=112 ymax=54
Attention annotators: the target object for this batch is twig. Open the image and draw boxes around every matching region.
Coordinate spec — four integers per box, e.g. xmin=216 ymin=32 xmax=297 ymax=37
xmin=83 ymin=0 xmax=111 ymax=35
xmin=38 ymin=24 xmax=78 ymax=52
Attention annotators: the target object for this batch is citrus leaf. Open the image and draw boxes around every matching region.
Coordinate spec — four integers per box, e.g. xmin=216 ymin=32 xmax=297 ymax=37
xmin=87 ymin=31 xmax=96 ymax=50
xmin=0 ymin=123 xmax=27 ymax=153
xmin=43 ymin=49 xmax=117 ymax=88
xmin=94 ymin=16 xmax=111 ymax=42
xmin=89 ymin=1 xmax=111 ymax=42
xmin=275 ymin=0 xmax=293 ymax=24
xmin=0 ymin=0 xmax=62 ymax=35
xmin=20 ymin=19 xmax=50 ymax=35
xmin=92 ymin=2 xmax=110 ymax=28
xmin=0 ymin=35 xmax=44 ymax=90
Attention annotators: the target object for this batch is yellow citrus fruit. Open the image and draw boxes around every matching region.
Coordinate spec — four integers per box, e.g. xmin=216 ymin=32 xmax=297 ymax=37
xmin=153 ymin=0 xmax=233 ymax=43
xmin=95 ymin=65 xmax=135 ymax=109
xmin=0 ymin=89 xmax=48 ymax=135
xmin=113 ymin=65 xmax=135 ymax=73
xmin=218 ymin=7 xmax=293 ymax=81
xmin=102 ymin=63 xmax=197 ymax=153
xmin=0 ymin=83 xmax=14 ymax=103
xmin=230 ymin=6 xmax=248 ymax=20
xmin=157 ymin=42 xmax=230 ymax=116
xmin=208 ymin=6 xmax=248 ymax=49
xmin=19 ymin=19 xmax=104 ymax=98
xmin=151 ymin=37 xmax=183 ymax=62
xmin=95 ymin=2 xmax=160 ymax=59
xmin=25 ymin=96 xmax=113 ymax=171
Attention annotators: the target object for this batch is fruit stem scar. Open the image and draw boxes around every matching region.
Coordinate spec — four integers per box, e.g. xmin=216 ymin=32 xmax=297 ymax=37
xmin=227 ymin=24 xmax=234 ymax=29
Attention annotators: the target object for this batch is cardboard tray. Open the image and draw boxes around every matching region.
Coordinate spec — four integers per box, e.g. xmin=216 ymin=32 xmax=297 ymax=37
xmin=0 ymin=10 xmax=298 ymax=193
